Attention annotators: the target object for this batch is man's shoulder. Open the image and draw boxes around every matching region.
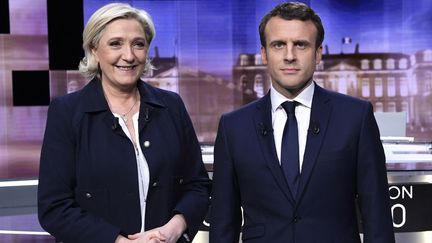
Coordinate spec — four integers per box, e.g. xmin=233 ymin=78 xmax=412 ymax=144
xmin=223 ymin=96 xmax=265 ymax=119
xmin=317 ymin=85 xmax=369 ymax=108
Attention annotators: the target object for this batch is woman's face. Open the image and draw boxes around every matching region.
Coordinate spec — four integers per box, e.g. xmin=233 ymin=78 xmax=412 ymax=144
xmin=92 ymin=18 xmax=148 ymax=90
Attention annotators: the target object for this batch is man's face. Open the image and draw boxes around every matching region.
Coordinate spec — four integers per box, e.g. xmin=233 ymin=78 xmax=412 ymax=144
xmin=261 ymin=17 xmax=322 ymax=99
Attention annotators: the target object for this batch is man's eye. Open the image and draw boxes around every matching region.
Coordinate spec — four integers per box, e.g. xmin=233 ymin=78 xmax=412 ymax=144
xmin=273 ymin=43 xmax=285 ymax=49
xmin=295 ymin=42 xmax=307 ymax=49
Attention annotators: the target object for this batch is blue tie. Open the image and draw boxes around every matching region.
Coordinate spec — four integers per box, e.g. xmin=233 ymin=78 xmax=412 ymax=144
xmin=281 ymin=101 xmax=300 ymax=198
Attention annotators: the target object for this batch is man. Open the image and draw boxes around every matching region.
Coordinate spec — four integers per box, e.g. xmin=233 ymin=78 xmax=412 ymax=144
xmin=210 ymin=2 xmax=395 ymax=243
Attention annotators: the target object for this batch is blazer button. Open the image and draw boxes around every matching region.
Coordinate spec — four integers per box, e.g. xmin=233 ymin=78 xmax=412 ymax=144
xmin=179 ymin=179 xmax=183 ymax=184
xmin=152 ymin=182 xmax=158 ymax=187
xmin=292 ymin=216 xmax=301 ymax=223
xmin=144 ymin=141 xmax=151 ymax=148
xmin=85 ymin=192 xmax=92 ymax=199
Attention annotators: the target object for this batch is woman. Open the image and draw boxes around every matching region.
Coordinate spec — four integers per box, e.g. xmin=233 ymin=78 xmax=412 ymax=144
xmin=38 ymin=3 xmax=211 ymax=243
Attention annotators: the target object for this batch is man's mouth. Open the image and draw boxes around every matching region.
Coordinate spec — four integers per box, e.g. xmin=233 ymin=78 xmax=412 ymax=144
xmin=280 ymin=67 xmax=300 ymax=74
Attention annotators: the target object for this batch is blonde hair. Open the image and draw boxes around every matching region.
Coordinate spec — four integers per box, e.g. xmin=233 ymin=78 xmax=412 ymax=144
xmin=78 ymin=3 xmax=156 ymax=80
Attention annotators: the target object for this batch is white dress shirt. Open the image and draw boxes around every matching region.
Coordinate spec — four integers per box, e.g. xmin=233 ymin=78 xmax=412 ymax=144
xmin=115 ymin=112 xmax=150 ymax=232
xmin=270 ymin=82 xmax=314 ymax=172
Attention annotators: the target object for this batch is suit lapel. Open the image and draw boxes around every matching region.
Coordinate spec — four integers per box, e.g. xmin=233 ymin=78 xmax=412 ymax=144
xmin=253 ymin=93 xmax=295 ymax=205
xmin=297 ymin=84 xmax=332 ymax=201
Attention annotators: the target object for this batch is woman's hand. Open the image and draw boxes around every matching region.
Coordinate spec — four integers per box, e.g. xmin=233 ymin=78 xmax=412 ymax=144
xmin=116 ymin=229 xmax=165 ymax=243
xmin=128 ymin=214 xmax=187 ymax=243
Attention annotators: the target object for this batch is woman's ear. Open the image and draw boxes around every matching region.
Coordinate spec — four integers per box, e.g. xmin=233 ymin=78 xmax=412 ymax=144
xmin=91 ymin=47 xmax=99 ymax=62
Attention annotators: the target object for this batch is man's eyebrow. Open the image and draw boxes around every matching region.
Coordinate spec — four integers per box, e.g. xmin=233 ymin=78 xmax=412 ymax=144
xmin=293 ymin=39 xmax=310 ymax=44
xmin=269 ymin=40 xmax=286 ymax=45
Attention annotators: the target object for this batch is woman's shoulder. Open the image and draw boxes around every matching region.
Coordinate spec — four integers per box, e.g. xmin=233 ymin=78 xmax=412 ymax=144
xmin=50 ymin=89 xmax=83 ymax=110
xmin=48 ymin=80 xmax=99 ymax=123
xmin=139 ymin=80 xmax=184 ymax=106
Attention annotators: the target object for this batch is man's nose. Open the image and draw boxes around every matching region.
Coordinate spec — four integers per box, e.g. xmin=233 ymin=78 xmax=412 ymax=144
xmin=284 ymin=45 xmax=296 ymax=62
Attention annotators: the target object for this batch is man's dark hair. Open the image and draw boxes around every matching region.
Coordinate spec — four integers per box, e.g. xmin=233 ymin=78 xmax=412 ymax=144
xmin=259 ymin=2 xmax=324 ymax=49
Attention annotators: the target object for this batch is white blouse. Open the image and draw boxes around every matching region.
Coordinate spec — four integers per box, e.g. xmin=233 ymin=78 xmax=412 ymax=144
xmin=114 ymin=112 xmax=150 ymax=232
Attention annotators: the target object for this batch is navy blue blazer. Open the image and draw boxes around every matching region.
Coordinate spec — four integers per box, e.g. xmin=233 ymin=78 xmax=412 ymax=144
xmin=38 ymin=79 xmax=211 ymax=243
xmin=210 ymin=83 xmax=395 ymax=243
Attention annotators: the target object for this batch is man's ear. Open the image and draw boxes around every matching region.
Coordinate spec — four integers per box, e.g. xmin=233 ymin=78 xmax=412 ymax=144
xmin=261 ymin=46 xmax=268 ymax=65
xmin=315 ymin=45 xmax=322 ymax=65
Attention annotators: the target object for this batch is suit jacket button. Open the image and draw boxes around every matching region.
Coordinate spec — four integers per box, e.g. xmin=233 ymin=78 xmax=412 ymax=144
xmin=152 ymin=182 xmax=158 ymax=187
xmin=85 ymin=193 xmax=92 ymax=199
xmin=292 ymin=216 xmax=300 ymax=223
xmin=179 ymin=179 xmax=183 ymax=184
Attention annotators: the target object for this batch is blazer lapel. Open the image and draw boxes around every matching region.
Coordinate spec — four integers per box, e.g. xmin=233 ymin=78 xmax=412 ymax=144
xmin=79 ymin=79 xmax=127 ymax=137
xmin=253 ymin=93 xmax=295 ymax=205
xmin=297 ymin=84 xmax=332 ymax=201
xmin=137 ymin=80 xmax=165 ymax=133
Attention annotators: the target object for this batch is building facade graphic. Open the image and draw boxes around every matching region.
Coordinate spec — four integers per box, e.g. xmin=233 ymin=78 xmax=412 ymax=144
xmin=233 ymin=48 xmax=432 ymax=139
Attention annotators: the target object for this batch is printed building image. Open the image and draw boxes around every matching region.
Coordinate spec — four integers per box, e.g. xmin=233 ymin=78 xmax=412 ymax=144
xmin=233 ymin=53 xmax=270 ymax=106
xmin=412 ymin=50 xmax=432 ymax=134
xmin=233 ymin=47 xmax=432 ymax=139
xmin=143 ymin=54 xmax=239 ymax=142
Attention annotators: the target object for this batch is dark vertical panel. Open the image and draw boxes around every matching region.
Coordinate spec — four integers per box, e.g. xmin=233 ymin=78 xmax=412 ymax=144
xmin=0 ymin=0 xmax=10 ymax=33
xmin=12 ymin=70 xmax=50 ymax=106
xmin=47 ymin=0 xmax=84 ymax=70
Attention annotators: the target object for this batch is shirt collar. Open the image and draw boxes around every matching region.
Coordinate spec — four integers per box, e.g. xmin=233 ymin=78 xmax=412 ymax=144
xmin=270 ymin=80 xmax=315 ymax=112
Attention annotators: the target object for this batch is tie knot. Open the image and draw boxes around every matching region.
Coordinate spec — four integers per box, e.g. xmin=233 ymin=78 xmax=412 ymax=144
xmin=281 ymin=101 xmax=296 ymax=115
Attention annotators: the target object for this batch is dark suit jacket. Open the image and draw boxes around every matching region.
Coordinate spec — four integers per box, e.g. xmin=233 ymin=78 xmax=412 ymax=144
xmin=38 ymin=79 xmax=211 ymax=243
xmin=210 ymin=83 xmax=395 ymax=243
